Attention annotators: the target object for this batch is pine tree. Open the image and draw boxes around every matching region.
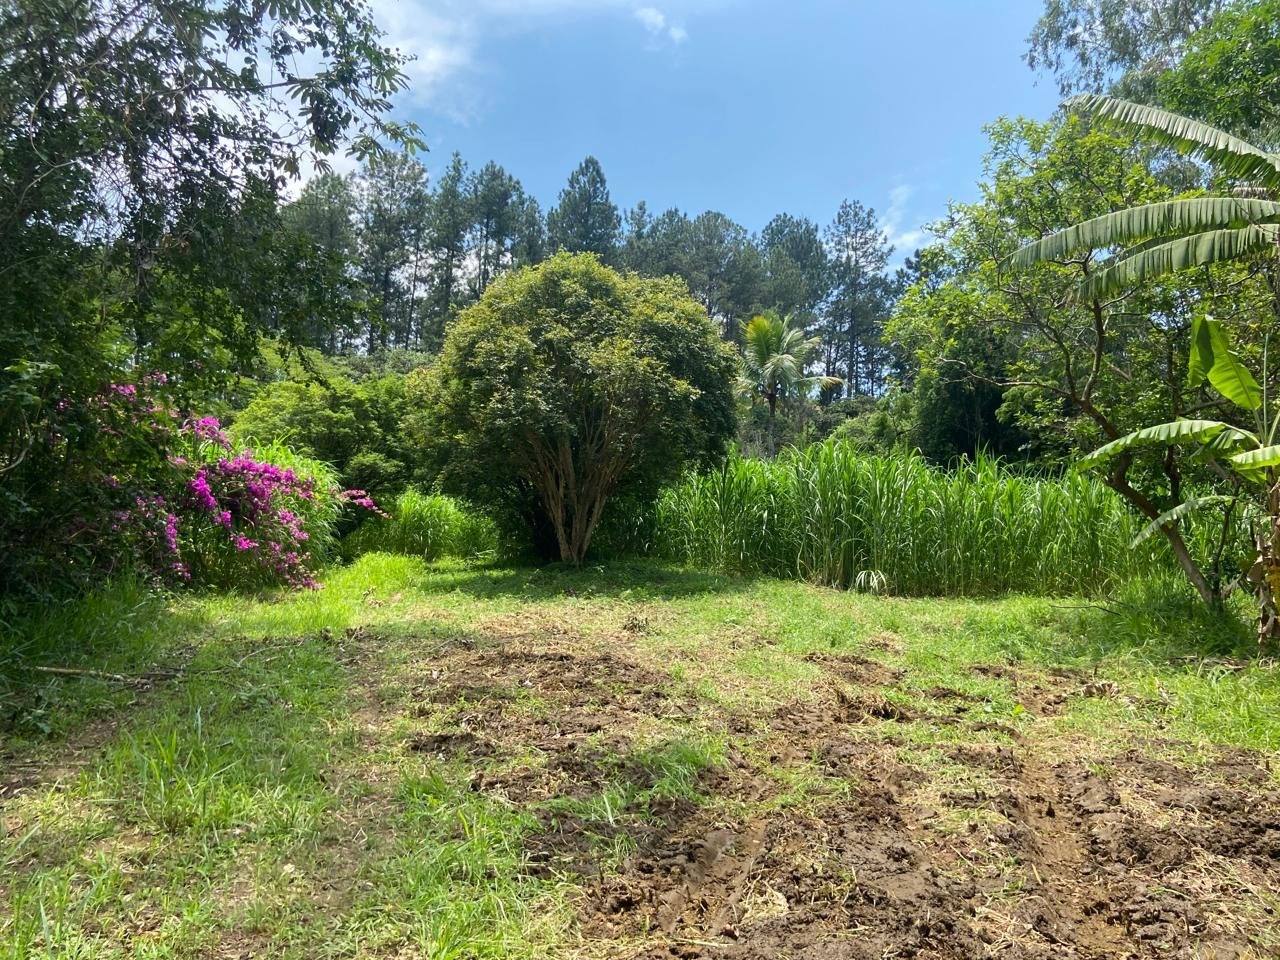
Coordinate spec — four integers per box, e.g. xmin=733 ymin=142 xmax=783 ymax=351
xmin=823 ymin=200 xmax=894 ymax=398
xmin=353 ymin=152 xmax=429 ymax=351
xmin=547 ymin=156 xmax=621 ymax=260
xmin=421 ymin=153 xmax=470 ymax=350
xmin=466 ymin=161 xmax=532 ymax=298
xmin=282 ymin=173 xmax=358 ymax=350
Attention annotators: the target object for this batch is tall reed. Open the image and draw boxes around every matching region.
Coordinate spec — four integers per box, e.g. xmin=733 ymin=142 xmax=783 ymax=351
xmin=655 ymin=443 xmax=1160 ymax=597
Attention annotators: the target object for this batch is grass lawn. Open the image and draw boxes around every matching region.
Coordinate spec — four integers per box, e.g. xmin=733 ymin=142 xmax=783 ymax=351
xmin=3 ymin=554 xmax=1279 ymax=958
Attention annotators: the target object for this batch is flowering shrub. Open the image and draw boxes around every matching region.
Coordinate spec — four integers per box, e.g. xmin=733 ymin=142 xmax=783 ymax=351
xmin=1 ymin=366 xmax=378 ymax=600
xmin=93 ymin=379 xmax=377 ymax=591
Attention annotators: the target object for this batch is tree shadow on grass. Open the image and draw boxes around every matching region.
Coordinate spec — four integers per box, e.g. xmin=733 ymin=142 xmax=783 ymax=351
xmin=1057 ymin=582 xmax=1260 ymax=665
xmin=415 ymin=559 xmax=759 ymax=602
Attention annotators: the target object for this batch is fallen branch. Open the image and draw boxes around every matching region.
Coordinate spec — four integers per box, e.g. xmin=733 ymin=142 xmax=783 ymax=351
xmin=29 ymin=665 xmax=179 ymax=685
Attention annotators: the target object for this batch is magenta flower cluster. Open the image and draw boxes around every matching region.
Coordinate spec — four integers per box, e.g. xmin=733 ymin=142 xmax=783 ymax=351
xmin=181 ymin=445 xmax=324 ymax=588
xmin=338 ymin=488 xmax=389 ymax=518
xmin=102 ymin=396 xmax=381 ymax=591
xmin=187 ymin=415 xmax=232 ymax=448
xmin=114 ymin=495 xmax=191 ymax=582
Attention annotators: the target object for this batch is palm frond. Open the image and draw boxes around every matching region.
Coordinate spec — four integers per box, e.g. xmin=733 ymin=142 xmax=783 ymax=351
xmin=1077 ymin=226 xmax=1280 ymax=300
xmin=1130 ymin=495 xmax=1238 ymax=547
xmin=1079 ymin=419 xmax=1256 ymax=470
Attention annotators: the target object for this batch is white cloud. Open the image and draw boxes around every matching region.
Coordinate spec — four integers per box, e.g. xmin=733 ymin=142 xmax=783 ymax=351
xmin=634 ymin=6 xmax=688 ymax=43
xmin=881 ymin=184 xmax=926 ymax=257
xmin=364 ymin=0 xmax=698 ymax=117
xmin=635 ymin=5 xmax=666 ymax=32
xmin=369 ymin=0 xmax=480 ymax=118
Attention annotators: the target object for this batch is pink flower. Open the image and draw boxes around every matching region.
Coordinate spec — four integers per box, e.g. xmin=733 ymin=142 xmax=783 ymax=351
xmin=186 ymin=416 xmax=231 ymax=449
xmin=189 ymin=471 xmax=218 ymax=511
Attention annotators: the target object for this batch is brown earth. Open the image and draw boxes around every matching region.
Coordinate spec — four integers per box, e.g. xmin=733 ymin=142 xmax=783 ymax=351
xmin=409 ymin=636 xmax=1280 ymax=960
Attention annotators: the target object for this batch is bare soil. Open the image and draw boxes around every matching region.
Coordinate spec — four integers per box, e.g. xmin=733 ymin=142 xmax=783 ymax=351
xmin=413 ymin=635 xmax=1280 ymax=959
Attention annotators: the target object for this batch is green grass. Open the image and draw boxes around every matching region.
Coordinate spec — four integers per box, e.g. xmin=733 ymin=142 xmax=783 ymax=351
xmin=0 ymin=579 xmax=183 ymax=742
xmin=341 ymin=489 xmax=497 ymax=562
xmin=2 ymin=555 xmax=1277 ymax=958
xmin=654 ymin=444 xmax=1164 ymax=596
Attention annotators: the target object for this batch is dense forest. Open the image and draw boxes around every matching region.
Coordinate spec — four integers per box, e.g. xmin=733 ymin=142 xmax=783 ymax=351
xmin=276 ymin=157 xmax=902 ymax=406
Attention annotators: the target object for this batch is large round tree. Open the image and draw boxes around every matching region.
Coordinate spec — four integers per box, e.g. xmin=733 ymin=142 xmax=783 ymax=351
xmin=416 ymin=252 xmax=736 ymax=562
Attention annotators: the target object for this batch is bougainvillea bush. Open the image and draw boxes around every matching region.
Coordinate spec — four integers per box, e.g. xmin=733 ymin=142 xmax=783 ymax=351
xmin=20 ymin=374 xmax=377 ymax=596
xmin=121 ymin=422 xmax=357 ymax=590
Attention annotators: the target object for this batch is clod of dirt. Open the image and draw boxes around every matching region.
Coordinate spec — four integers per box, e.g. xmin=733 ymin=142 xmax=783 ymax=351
xmin=803 ymin=651 xmax=905 ymax=688
xmin=406 ymin=731 xmax=493 ymax=757
xmin=834 ymin=688 xmax=919 ymax=723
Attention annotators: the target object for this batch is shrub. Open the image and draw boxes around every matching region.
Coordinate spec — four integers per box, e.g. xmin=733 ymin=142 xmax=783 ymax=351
xmin=0 ymin=368 xmax=179 ymax=609
xmin=343 ymin=489 xmax=496 ymax=561
xmin=116 ymin=417 xmax=368 ymax=590
xmin=230 ymin=369 xmax=411 ymax=496
xmin=407 ymin=253 xmax=737 ymax=563
xmin=0 ymin=371 xmax=374 ymax=599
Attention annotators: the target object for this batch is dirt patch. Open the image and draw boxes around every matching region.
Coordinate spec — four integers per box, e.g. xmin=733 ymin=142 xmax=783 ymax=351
xmin=803 ymin=651 xmax=905 ymax=688
xmin=404 ymin=633 xmax=1280 ymax=958
xmin=406 ymin=730 xmax=494 ymax=757
xmin=583 ymin=785 xmax=984 ymax=959
xmin=580 ymin=716 xmax=1276 ymax=955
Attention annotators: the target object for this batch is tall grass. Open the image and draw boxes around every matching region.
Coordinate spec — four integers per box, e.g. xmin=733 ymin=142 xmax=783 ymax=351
xmin=343 ymin=488 xmax=497 ymax=561
xmin=655 ymin=443 xmax=1160 ymax=597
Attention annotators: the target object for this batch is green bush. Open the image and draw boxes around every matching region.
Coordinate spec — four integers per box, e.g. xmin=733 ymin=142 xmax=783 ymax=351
xmin=230 ymin=370 xmax=411 ymax=496
xmin=343 ymin=489 xmax=496 ymax=561
xmin=653 ymin=442 xmax=1160 ymax=597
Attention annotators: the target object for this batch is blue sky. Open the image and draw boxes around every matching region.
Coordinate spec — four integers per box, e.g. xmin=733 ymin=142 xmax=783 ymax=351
xmin=369 ymin=0 xmax=1062 ymax=257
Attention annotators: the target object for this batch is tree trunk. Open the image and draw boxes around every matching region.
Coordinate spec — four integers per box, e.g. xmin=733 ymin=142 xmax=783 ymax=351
xmin=1106 ymin=472 xmax=1221 ymax=607
xmin=546 ymin=490 xmax=610 ymax=564
xmin=529 ymin=434 xmax=623 ymax=566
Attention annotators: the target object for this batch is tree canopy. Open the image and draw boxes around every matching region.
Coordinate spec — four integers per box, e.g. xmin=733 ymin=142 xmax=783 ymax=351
xmin=409 ymin=253 xmax=737 ymax=562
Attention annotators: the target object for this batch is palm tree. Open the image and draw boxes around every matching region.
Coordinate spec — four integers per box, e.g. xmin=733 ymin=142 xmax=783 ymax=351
xmin=738 ymin=311 xmax=840 ymax=417
xmin=1012 ymin=95 xmax=1280 ymax=298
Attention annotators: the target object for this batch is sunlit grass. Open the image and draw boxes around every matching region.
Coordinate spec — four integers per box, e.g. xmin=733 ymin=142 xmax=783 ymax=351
xmin=342 ymin=489 xmax=498 ymax=562
xmin=654 ymin=443 xmax=1161 ymax=596
xmin=2 ymin=555 xmax=1278 ymax=958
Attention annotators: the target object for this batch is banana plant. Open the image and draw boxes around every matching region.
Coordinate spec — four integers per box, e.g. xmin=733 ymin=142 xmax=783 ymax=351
xmin=1011 ymin=96 xmax=1280 ymax=300
xmin=1080 ymin=316 xmax=1280 ymax=642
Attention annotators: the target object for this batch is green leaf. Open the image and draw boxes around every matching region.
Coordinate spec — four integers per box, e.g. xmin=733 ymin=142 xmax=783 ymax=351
xmin=1229 ymin=445 xmax=1280 ymax=479
xmin=1203 ymin=316 xmax=1263 ymax=411
xmin=1011 ymin=198 xmax=1280 ymax=268
xmin=1131 ymin=495 xmax=1238 ymax=547
xmin=1188 ymin=424 xmax=1256 ymax=465
xmin=1066 ymin=95 xmax=1280 ymax=191
xmin=1075 ymin=226 xmax=1279 ymax=300
xmin=1187 ymin=314 xmax=1214 ymax=388
xmin=1079 ymin=419 xmax=1256 ymax=470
